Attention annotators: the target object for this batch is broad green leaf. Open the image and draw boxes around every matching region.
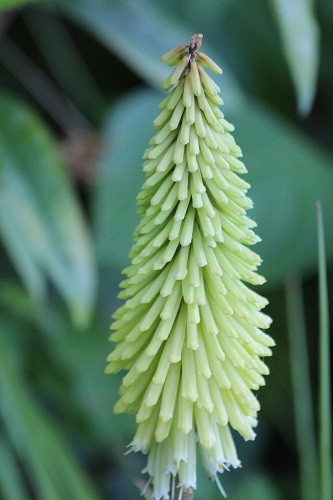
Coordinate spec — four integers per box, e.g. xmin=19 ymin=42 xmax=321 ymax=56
xmin=0 ymin=327 xmax=101 ymax=500
xmin=55 ymin=0 xmax=244 ymax=111
xmin=0 ymin=94 xmax=96 ymax=326
xmin=271 ymin=0 xmax=320 ymax=115
xmin=93 ymin=88 xmax=333 ymax=286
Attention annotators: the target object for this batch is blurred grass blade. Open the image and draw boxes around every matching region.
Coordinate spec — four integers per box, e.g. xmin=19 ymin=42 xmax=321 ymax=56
xmin=271 ymin=0 xmax=320 ymax=116
xmin=316 ymin=202 xmax=332 ymax=500
xmin=0 ymin=192 xmax=46 ymax=300
xmin=0 ymin=94 xmax=97 ymax=326
xmin=0 ymin=328 xmax=101 ymax=500
xmin=0 ymin=37 xmax=88 ymax=134
xmin=285 ymin=276 xmax=318 ymax=500
xmin=23 ymin=8 xmax=105 ymax=122
xmin=0 ymin=433 xmax=29 ymax=500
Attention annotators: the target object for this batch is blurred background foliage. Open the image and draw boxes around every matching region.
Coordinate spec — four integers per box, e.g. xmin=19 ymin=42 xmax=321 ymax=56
xmin=0 ymin=0 xmax=331 ymax=499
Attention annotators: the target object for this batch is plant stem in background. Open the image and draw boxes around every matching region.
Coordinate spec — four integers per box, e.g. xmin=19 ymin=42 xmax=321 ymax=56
xmin=285 ymin=276 xmax=318 ymax=500
xmin=0 ymin=36 xmax=90 ymax=134
xmin=316 ymin=202 xmax=332 ymax=500
xmin=23 ymin=8 xmax=105 ymax=122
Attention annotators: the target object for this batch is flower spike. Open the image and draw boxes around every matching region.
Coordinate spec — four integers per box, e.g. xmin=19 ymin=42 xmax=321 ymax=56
xmin=106 ymin=34 xmax=274 ymax=499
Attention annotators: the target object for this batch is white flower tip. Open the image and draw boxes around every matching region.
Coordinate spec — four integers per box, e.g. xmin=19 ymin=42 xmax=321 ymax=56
xmin=215 ymin=474 xmax=227 ymax=497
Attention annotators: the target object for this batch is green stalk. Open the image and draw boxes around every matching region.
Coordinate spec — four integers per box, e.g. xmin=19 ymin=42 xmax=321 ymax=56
xmin=316 ymin=202 xmax=332 ymax=500
xmin=285 ymin=276 xmax=318 ymax=500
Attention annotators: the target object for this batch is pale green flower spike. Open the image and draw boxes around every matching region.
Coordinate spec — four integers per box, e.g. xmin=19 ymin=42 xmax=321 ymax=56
xmin=106 ymin=34 xmax=274 ymax=499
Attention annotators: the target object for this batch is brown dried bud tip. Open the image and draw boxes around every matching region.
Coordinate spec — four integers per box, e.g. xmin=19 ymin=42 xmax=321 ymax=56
xmin=188 ymin=33 xmax=203 ymax=57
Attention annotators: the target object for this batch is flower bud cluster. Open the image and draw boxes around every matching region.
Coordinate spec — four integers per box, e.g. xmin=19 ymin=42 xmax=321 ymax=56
xmin=106 ymin=34 xmax=274 ymax=499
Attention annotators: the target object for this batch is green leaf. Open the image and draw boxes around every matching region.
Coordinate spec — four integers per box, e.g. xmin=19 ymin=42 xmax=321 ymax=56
xmin=271 ymin=0 xmax=320 ymax=115
xmin=0 ymin=280 xmax=135 ymax=444
xmin=0 ymin=281 xmax=139 ymax=496
xmin=0 ymin=0 xmax=40 ymax=10
xmin=0 ymin=327 xmax=101 ymax=500
xmin=0 ymin=433 xmax=29 ymax=500
xmin=0 ymin=94 xmax=96 ymax=326
xmin=55 ymin=0 xmax=244 ymax=111
xmin=93 ymin=88 xmax=333 ymax=286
